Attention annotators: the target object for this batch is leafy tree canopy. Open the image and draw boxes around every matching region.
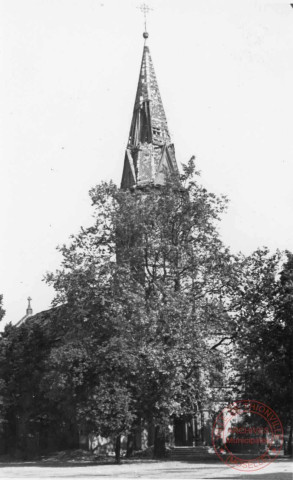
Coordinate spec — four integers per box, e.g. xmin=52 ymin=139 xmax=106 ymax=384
xmin=44 ymin=160 xmax=234 ymax=453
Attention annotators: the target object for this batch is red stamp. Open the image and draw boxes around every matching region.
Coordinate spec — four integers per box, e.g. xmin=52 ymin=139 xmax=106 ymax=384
xmin=212 ymin=400 xmax=284 ymax=472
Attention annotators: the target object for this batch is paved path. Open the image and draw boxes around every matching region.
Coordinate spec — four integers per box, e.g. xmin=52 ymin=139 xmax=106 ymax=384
xmin=0 ymin=459 xmax=292 ymax=480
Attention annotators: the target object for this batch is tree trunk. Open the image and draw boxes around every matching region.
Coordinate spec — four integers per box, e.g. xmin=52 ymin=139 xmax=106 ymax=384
xmin=115 ymin=434 xmax=121 ymax=463
xmin=287 ymin=423 xmax=292 ymax=456
xmin=154 ymin=425 xmax=166 ymax=458
xmin=126 ymin=433 xmax=134 ymax=458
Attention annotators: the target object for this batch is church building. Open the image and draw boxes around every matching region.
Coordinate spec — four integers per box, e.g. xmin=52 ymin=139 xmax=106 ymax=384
xmin=15 ymin=27 xmax=216 ymax=457
xmin=120 ymin=30 xmax=212 ymax=451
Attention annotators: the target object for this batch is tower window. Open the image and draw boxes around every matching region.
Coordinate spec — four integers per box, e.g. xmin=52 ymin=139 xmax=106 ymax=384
xmin=153 ymin=127 xmax=161 ymax=137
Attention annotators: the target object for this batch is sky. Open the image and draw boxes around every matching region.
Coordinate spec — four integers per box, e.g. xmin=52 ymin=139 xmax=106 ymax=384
xmin=0 ymin=0 xmax=292 ymax=326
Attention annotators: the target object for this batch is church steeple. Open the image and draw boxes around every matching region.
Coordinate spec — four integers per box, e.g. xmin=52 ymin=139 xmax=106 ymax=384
xmin=26 ymin=296 xmax=33 ymax=316
xmin=15 ymin=296 xmax=33 ymax=327
xmin=121 ymin=34 xmax=179 ymax=189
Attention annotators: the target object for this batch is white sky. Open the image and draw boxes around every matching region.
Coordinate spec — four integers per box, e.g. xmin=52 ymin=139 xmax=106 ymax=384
xmin=0 ymin=0 xmax=292 ymax=326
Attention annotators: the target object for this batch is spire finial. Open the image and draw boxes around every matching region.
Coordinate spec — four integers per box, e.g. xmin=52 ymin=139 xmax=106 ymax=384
xmin=137 ymin=3 xmax=153 ymax=40
xmin=26 ymin=296 xmax=33 ymax=316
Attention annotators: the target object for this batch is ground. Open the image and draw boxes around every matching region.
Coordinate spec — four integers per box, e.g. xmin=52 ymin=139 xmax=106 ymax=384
xmin=0 ymin=459 xmax=292 ymax=480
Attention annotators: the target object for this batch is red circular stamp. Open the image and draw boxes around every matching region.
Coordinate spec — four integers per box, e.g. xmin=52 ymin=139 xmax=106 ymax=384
xmin=212 ymin=400 xmax=284 ymax=472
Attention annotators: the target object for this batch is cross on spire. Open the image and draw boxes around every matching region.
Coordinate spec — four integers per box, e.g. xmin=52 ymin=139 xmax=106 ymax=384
xmin=137 ymin=3 xmax=153 ymax=39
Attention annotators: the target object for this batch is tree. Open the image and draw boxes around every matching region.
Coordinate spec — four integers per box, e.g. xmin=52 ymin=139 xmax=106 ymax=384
xmin=0 ymin=294 xmax=6 ymax=450
xmin=276 ymin=252 xmax=293 ymax=453
xmin=229 ymin=249 xmax=293 ymax=453
xmin=0 ymin=318 xmax=56 ymax=457
xmin=46 ymin=159 xmax=235 ymax=457
xmin=0 ymin=295 xmax=5 ymax=322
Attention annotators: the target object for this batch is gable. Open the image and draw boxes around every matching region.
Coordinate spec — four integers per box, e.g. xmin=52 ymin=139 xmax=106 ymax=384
xmin=121 ymin=150 xmax=136 ymax=189
xmin=154 ymin=145 xmax=175 ymax=185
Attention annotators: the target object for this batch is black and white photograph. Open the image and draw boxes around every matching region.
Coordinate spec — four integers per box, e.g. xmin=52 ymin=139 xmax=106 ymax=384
xmin=0 ymin=1 xmax=292 ymax=478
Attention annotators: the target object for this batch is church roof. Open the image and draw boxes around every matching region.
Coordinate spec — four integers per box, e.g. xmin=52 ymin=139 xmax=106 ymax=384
xmin=121 ymin=38 xmax=179 ymax=189
xmin=15 ymin=305 xmax=63 ymax=329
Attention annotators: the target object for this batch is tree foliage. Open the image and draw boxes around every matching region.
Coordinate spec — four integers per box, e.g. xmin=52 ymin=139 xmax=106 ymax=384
xmin=0 ymin=295 xmax=5 ymax=322
xmin=0 ymin=160 xmax=291 ymax=459
xmin=43 ymin=160 xmax=233 ymax=457
xmin=229 ymin=249 xmax=293 ymax=450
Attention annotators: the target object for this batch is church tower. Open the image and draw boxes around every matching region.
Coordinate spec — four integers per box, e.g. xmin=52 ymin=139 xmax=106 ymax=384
xmin=121 ymin=31 xmax=179 ymax=189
